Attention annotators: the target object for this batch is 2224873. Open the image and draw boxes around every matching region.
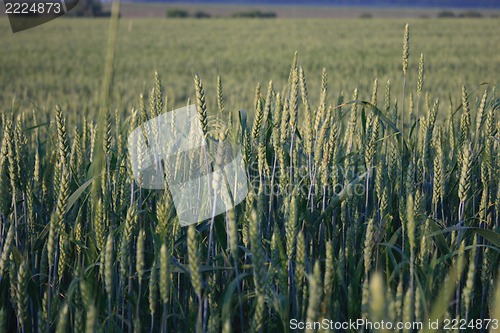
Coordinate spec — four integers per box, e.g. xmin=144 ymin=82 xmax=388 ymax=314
xmin=5 ymin=1 xmax=62 ymax=14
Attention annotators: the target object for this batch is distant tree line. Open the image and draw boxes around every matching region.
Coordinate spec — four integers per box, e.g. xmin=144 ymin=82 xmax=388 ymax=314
xmin=166 ymin=8 xmax=211 ymax=18
xmin=166 ymin=8 xmax=277 ymax=18
xmin=358 ymin=9 xmax=488 ymax=19
xmin=231 ymin=10 xmax=276 ymax=18
xmin=437 ymin=10 xmax=484 ymax=18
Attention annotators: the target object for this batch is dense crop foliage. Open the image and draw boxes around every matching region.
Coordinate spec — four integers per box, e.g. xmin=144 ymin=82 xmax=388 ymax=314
xmin=0 ymin=16 xmax=499 ymax=333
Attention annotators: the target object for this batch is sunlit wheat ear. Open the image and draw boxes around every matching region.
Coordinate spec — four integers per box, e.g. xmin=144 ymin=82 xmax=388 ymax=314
xmin=344 ymin=88 xmax=358 ymax=151
xmin=432 ymin=129 xmax=444 ymax=208
xmin=305 ymin=261 xmax=322 ymax=332
xmin=280 ymin=98 xmax=290 ymax=146
xmin=55 ymin=105 xmax=69 ymax=164
xmin=55 ymin=302 xmax=69 ymax=333
xmin=263 ymin=79 xmax=274 ymax=124
xmin=6 ymin=119 xmax=20 ymax=203
xmin=363 ymin=218 xmax=375 ymax=276
xmin=287 ymin=51 xmax=299 ymax=91
xmin=149 ymin=87 xmax=157 ymax=122
xmin=407 ymin=194 xmax=416 ymax=253
xmin=74 ymin=310 xmax=84 ymax=333
xmin=252 ymin=97 xmax=263 ymax=143
xmin=250 ymin=294 xmax=265 ymax=332
xmin=254 ymin=81 xmax=262 ymax=111
xmin=136 ymin=228 xmax=146 ymax=286
xmin=371 ymin=78 xmax=378 ymax=106
xmin=314 ymin=107 xmax=330 ymax=169
xmin=295 ymin=230 xmax=306 ymax=298
xmin=89 ymin=122 xmax=96 ymax=163
xmin=222 ymin=317 xmax=231 ymax=333
xmin=380 ymin=187 xmax=389 ymax=219
xmin=0 ymin=223 xmax=14 ymax=278
xmin=320 ymin=133 xmax=333 ymax=189
xmin=57 ymin=235 xmax=68 ymax=281
xmin=102 ymin=109 xmax=112 ymax=161
xmin=365 ymin=115 xmax=379 ymax=170
xmin=226 ymin=207 xmax=238 ymax=261
xmin=94 ymin=197 xmax=105 ymax=251
xmin=187 ymin=225 xmax=202 ymax=297
xmin=285 ymin=191 xmax=298 ymax=266
xmin=402 ymin=23 xmax=409 ymax=77
xmin=159 ymin=243 xmax=170 ymax=305
xmin=16 ymin=260 xmax=29 ymax=330
xmin=299 ymin=66 xmax=313 ymax=155
xmin=154 ymin=71 xmax=164 ymax=116
xmin=85 ymin=304 xmax=97 ymax=333
xmin=417 ymin=53 xmax=424 ymax=97
xmin=270 ymin=230 xmax=284 ymax=292
xmin=404 ymin=153 xmax=416 ymax=196
xmin=47 ymin=214 xmax=58 ymax=270
xmin=463 ymin=235 xmax=477 ymax=318
xmin=138 ymin=93 xmax=147 ymax=125
xmin=322 ymin=241 xmax=334 ymax=312
xmin=402 ymin=286 xmax=413 ymax=331
xmin=395 ymin=275 xmax=404 ymax=321
xmin=194 ymin=74 xmax=208 ymax=136
xmin=369 ymin=273 xmax=387 ymax=323
xmin=148 ymin=259 xmax=158 ymax=318
xmin=158 ymin=161 xmax=172 ymax=204
xmin=104 ymin=232 xmax=114 ymax=301
xmin=384 ymin=79 xmax=391 ymax=113
xmin=375 ymin=163 xmax=383 ymax=205
xmin=272 ymin=92 xmax=282 ymax=147
xmin=37 ymin=308 xmax=47 ymax=333
xmin=120 ymin=204 xmax=137 ymax=279
xmin=242 ymin=190 xmax=254 ymax=248
xmin=474 ymin=89 xmax=488 ymax=139
xmin=427 ymin=98 xmax=439 ymax=146
xmin=289 ymin=63 xmax=299 ymax=133
xmin=458 ymin=142 xmax=472 ymax=204
xmin=314 ymin=68 xmax=328 ymax=135
xmin=459 ymin=86 xmax=471 ymax=148
xmin=484 ymin=100 xmax=495 ymax=161
xmin=216 ymin=75 xmax=225 ymax=114
xmin=249 ymin=203 xmax=267 ymax=295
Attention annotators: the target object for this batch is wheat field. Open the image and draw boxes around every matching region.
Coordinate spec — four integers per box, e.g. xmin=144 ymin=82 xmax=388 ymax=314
xmin=0 ymin=9 xmax=499 ymax=333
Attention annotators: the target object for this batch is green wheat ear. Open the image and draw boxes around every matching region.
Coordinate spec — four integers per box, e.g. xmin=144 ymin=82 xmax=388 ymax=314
xmin=217 ymin=75 xmax=225 ymax=114
xmin=417 ymin=53 xmax=425 ymax=97
xmin=55 ymin=302 xmax=69 ymax=333
xmin=16 ymin=260 xmax=29 ymax=330
xmin=187 ymin=225 xmax=202 ymax=297
xmin=104 ymin=232 xmax=114 ymax=301
xmin=194 ymin=74 xmax=208 ymax=136
xmin=159 ymin=242 xmax=170 ymax=305
xmin=305 ymin=261 xmax=322 ymax=331
xmin=369 ymin=273 xmax=387 ymax=324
